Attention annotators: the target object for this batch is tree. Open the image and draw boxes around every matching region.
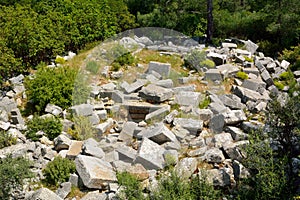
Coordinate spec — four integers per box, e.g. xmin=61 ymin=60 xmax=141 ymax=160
xmin=206 ymin=0 xmax=213 ymax=44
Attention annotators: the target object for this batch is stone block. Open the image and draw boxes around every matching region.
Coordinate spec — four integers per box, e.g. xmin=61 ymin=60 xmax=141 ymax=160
xmin=139 ymin=84 xmax=173 ymax=103
xmin=148 ymin=61 xmax=171 ymax=77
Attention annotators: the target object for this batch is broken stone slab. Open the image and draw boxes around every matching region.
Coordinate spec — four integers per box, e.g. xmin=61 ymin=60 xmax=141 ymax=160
xmin=178 ymin=76 xmax=198 ymax=84
xmin=218 ymin=94 xmax=245 ymax=110
xmin=94 ymin=110 xmax=107 ymax=120
xmin=56 ymin=182 xmax=71 ymax=199
xmin=225 ymin=126 xmax=248 ymax=141
xmin=121 ymin=79 xmax=147 ymax=94
xmin=0 ymin=141 xmax=35 ymax=159
xmin=173 ymin=118 xmax=203 ymax=135
xmin=66 ymin=141 xmax=83 ymax=159
xmin=232 ymin=85 xmax=269 ymax=103
xmin=75 ymin=155 xmax=117 ymax=189
xmin=241 ymin=79 xmax=266 ymax=92
xmin=217 ymin=64 xmax=240 ymax=78
xmin=134 ymin=137 xmax=165 ymax=170
xmin=205 ymin=147 xmax=225 ymax=163
xmin=82 ymin=138 xmax=105 ymax=159
xmin=243 ymin=67 xmax=260 ymax=76
xmin=222 ymin=42 xmax=237 ymax=49
xmin=70 ymin=104 xmax=93 ymax=116
xmin=0 ymin=97 xmax=17 ymax=113
xmin=88 ymin=113 xmax=100 ymax=125
xmin=204 ymin=69 xmax=223 ymax=81
xmin=235 ymin=49 xmax=251 ymax=57
xmin=93 ymin=118 xmax=114 ymax=135
xmin=209 ymin=114 xmax=225 ymax=133
xmin=223 ymin=141 xmax=248 ymax=161
xmin=147 ymin=61 xmax=171 ymax=77
xmin=145 ymin=105 xmax=170 ymax=122
xmin=139 ymin=84 xmax=173 ymax=103
xmin=164 ymin=110 xmax=179 ymax=124
xmin=281 ymin=60 xmax=290 ymax=70
xmin=244 ymin=40 xmax=258 ymax=54
xmin=9 ymin=74 xmax=24 ymax=85
xmin=260 ymin=69 xmax=274 ymax=86
xmin=25 ymin=188 xmax=63 ymax=200
xmin=45 ymin=104 xmax=63 ymax=116
xmin=213 ymin=132 xmax=233 ymax=148
xmin=100 ymin=90 xmax=124 ymax=103
xmin=118 ymin=121 xmax=137 ymax=142
xmin=80 ymin=191 xmax=107 ymax=200
xmin=241 ymin=120 xmax=264 ymax=133
xmin=222 ymin=110 xmax=247 ymax=125
xmin=174 ymin=157 xmax=198 ymax=179
xmin=13 ymin=84 xmax=25 ymax=96
xmin=143 ymin=123 xmax=178 ymax=145
xmin=0 ymin=109 xmax=8 ymax=122
xmin=115 ymin=144 xmax=137 ymax=163
xmin=204 ymin=168 xmax=231 ymax=187
xmin=7 ymin=128 xmax=26 ymax=142
xmin=207 ymin=52 xmax=226 ymax=66
xmin=155 ymin=79 xmax=174 ymax=88
xmin=174 ymin=91 xmax=203 ymax=107
xmin=171 ymin=125 xmax=189 ymax=140
xmin=172 ymin=85 xmax=196 ymax=93
xmin=54 ymin=134 xmax=72 ymax=151
xmin=208 ymin=102 xmax=228 ymax=115
xmin=188 ymin=146 xmax=207 ymax=157
xmin=0 ymin=121 xmax=10 ymax=131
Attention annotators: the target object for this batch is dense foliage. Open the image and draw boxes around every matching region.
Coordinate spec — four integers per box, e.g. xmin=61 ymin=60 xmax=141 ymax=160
xmin=0 ymin=131 xmax=17 ymax=149
xmin=26 ymin=115 xmax=62 ymax=141
xmin=43 ymin=156 xmax=76 ymax=186
xmin=24 ymin=65 xmax=90 ymax=112
xmin=0 ymin=0 xmax=135 ymax=82
xmin=0 ymin=155 xmax=33 ymax=199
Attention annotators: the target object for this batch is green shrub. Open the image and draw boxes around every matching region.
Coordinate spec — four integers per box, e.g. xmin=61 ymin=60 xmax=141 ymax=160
xmin=114 ymin=52 xmax=135 ymax=66
xmin=200 ymin=59 xmax=215 ymax=68
xmin=24 ymin=66 xmax=90 ymax=112
xmin=55 ymin=56 xmax=66 ymax=65
xmin=111 ymin=62 xmax=122 ymax=72
xmin=43 ymin=156 xmax=76 ymax=186
xmin=279 ymin=71 xmax=294 ymax=81
xmin=243 ymin=56 xmax=254 ymax=62
xmin=0 ymin=131 xmax=17 ymax=149
xmin=184 ymin=50 xmax=207 ymax=71
xmin=117 ymin=172 xmax=144 ymax=200
xmin=274 ymin=80 xmax=285 ymax=90
xmin=280 ymin=44 xmax=300 ymax=71
xmin=69 ymin=116 xmax=96 ymax=140
xmin=236 ymin=71 xmax=248 ymax=80
xmin=199 ymin=95 xmax=211 ymax=109
xmin=26 ymin=115 xmax=62 ymax=141
xmin=86 ymin=61 xmax=99 ymax=74
xmin=0 ymin=155 xmax=33 ymax=200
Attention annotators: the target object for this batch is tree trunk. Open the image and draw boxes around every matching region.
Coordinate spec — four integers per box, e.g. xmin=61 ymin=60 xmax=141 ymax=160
xmin=206 ymin=0 xmax=213 ymax=44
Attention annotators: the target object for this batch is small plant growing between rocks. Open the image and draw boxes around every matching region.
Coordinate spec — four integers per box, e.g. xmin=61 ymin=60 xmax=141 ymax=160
xmin=274 ymin=80 xmax=285 ymax=90
xmin=43 ymin=156 xmax=76 ymax=187
xmin=116 ymin=171 xmax=144 ymax=200
xmin=236 ymin=71 xmax=248 ymax=80
xmin=0 ymin=131 xmax=17 ymax=149
xmin=26 ymin=115 xmax=62 ymax=141
xmin=86 ymin=61 xmax=100 ymax=74
xmin=200 ymin=59 xmax=215 ymax=68
xmin=69 ymin=115 xmax=97 ymax=140
xmin=199 ymin=95 xmax=211 ymax=109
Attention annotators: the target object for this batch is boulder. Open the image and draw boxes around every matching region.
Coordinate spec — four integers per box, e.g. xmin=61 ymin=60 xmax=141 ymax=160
xmin=66 ymin=141 xmax=83 ymax=159
xmin=115 ymin=144 xmax=137 ymax=163
xmin=244 ymin=40 xmax=258 ymax=54
xmin=45 ymin=104 xmax=63 ymax=116
xmin=232 ymin=160 xmax=250 ymax=180
xmin=10 ymin=108 xmax=25 ymax=125
xmin=56 ymin=182 xmax=71 ymax=199
xmin=118 ymin=121 xmax=137 ymax=142
xmin=204 ymin=69 xmax=223 ymax=81
xmin=75 ymin=155 xmax=117 ymax=189
xmin=134 ymin=137 xmax=165 ymax=170
xmin=54 ymin=134 xmax=72 ymax=151
xmin=121 ymin=79 xmax=147 ymax=94
xmin=205 ymin=168 xmax=231 ymax=187
xmin=155 ymin=79 xmax=174 ymax=88
xmin=82 ymin=138 xmax=105 ymax=159
xmin=209 ymin=114 xmax=225 ymax=133
xmin=218 ymin=94 xmax=245 ymax=110
xmin=222 ymin=110 xmax=247 ymax=125
xmin=213 ymin=132 xmax=233 ymax=148
xmin=93 ymin=118 xmax=114 ymax=135
xmin=145 ymin=105 xmax=170 ymax=121
xmin=207 ymin=52 xmax=226 ymax=66
xmin=139 ymin=84 xmax=173 ymax=103
xmin=175 ymin=157 xmax=198 ymax=179
xmin=204 ymin=148 xmax=225 ymax=163
xmin=225 ymin=126 xmax=248 ymax=141
xmin=80 ymin=191 xmax=108 ymax=200
xmin=144 ymin=123 xmax=178 ymax=145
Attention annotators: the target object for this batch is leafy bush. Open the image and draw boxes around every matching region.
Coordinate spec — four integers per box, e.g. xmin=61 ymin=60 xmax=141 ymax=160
xmin=0 ymin=155 xmax=33 ymax=200
xmin=274 ymin=80 xmax=285 ymax=90
xmin=280 ymin=44 xmax=300 ymax=71
xmin=86 ymin=61 xmax=99 ymax=74
xmin=243 ymin=56 xmax=254 ymax=62
xmin=236 ymin=71 xmax=248 ymax=80
xmin=25 ymin=66 xmax=90 ymax=112
xmin=117 ymin=172 xmax=144 ymax=200
xmin=43 ymin=156 xmax=76 ymax=186
xmin=26 ymin=115 xmax=62 ymax=141
xmin=0 ymin=131 xmax=17 ymax=149
xmin=200 ymin=59 xmax=215 ymax=68
xmin=184 ymin=50 xmax=207 ymax=71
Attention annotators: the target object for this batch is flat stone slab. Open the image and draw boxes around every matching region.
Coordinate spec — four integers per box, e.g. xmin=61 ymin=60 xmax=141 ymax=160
xmin=173 ymin=118 xmax=203 ymax=135
xmin=66 ymin=141 xmax=83 ymax=159
xmin=139 ymin=84 xmax=173 ymax=103
xmin=204 ymin=69 xmax=223 ymax=81
xmin=145 ymin=105 xmax=170 ymax=121
xmin=147 ymin=61 xmax=171 ymax=77
xmin=70 ymin=104 xmax=93 ymax=116
xmin=174 ymin=91 xmax=203 ymax=107
xmin=143 ymin=123 xmax=178 ymax=145
xmin=75 ymin=155 xmax=117 ymax=189
xmin=134 ymin=137 xmax=165 ymax=170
